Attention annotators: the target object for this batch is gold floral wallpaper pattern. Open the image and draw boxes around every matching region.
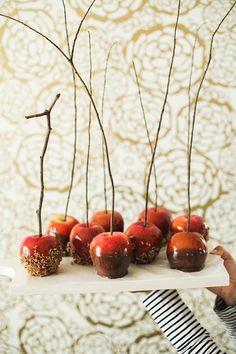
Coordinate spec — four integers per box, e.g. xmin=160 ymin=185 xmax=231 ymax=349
xmin=0 ymin=0 xmax=236 ymax=353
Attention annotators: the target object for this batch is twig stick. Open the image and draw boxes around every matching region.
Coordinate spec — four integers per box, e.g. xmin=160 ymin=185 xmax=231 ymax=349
xmin=186 ymin=25 xmax=202 ymax=230
xmin=187 ymin=1 xmax=236 ymax=230
xmin=61 ymin=0 xmax=78 ymax=221
xmin=85 ymin=31 xmax=93 ymax=226
xmin=132 ymin=60 xmax=158 ymax=210
xmin=101 ymin=42 xmax=118 ymax=213
xmin=143 ymin=0 xmax=181 ymax=227
xmin=26 ymin=94 xmax=61 ymax=236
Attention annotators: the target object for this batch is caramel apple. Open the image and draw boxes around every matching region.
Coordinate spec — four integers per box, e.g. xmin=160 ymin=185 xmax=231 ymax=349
xmin=90 ymin=210 xmax=124 ymax=232
xmin=20 ymin=235 xmax=62 ymax=276
xmin=125 ymin=221 xmax=163 ymax=264
xmin=48 ymin=215 xmax=79 ymax=256
xmin=171 ymin=215 xmax=209 ymax=240
xmin=139 ymin=207 xmax=171 ymax=243
xmin=90 ymin=232 xmax=133 ymax=278
xmin=167 ymin=231 xmax=207 ymax=272
xmin=69 ymin=223 xmax=104 ymax=265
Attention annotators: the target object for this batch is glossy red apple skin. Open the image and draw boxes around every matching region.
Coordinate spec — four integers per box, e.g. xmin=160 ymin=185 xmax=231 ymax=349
xmin=69 ymin=223 xmax=105 ymax=265
xmin=167 ymin=231 xmax=207 ymax=272
xmin=90 ymin=210 xmax=124 ymax=232
xmin=20 ymin=235 xmax=63 ymax=276
xmin=48 ymin=214 xmax=79 ymax=256
xmin=125 ymin=221 xmax=163 ymax=264
xmin=90 ymin=232 xmax=133 ymax=278
xmin=170 ymin=215 xmax=209 ymax=240
xmin=139 ymin=207 xmax=171 ymax=243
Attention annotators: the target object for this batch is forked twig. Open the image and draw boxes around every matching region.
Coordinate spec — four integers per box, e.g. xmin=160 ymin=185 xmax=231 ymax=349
xmin=26 ymin=94 xmax=61 ymax=236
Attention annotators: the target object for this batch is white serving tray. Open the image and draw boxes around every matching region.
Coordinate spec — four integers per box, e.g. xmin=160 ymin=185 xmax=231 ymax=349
xmin=0 ymin=250 xmax=229 ymax=295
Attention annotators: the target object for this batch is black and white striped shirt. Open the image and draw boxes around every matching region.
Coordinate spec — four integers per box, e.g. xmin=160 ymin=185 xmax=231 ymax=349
xmin=143 ymin=289 xmax=236 ymax=353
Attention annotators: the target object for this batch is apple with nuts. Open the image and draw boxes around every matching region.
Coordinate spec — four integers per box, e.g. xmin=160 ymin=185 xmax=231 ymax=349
xmin=48 ymin=214 xmax=79 ymax=256
xmin=69 ymin=222 xmax=104 ymax=265
xmin=20 ymin=235 xmax=62 ymax=277
xmin=125 ymin=221 xmax=163 ymax=264
xmin=90 ymin=210 xmax=124 ymax=232
xmin=90 ymin=231 xmax=133 ymax=278
xmin=171 ymin=214 xmax=209 ymax=240
xmin=139 ymin=207 xmax=171 ymax=244
xmin=167 ymin=231 xmax=207 ymax=272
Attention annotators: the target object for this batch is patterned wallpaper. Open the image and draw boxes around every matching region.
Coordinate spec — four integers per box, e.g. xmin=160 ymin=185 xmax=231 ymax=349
xmin=0 ymin=0 xmax=235 ymax=353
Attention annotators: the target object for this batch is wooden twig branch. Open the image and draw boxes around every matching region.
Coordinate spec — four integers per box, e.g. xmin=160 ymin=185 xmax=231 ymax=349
xmin=85 ymin=31 xmax=93 ymax=226
xmin=132 ymin=60 xmax=158 ymax=210
xmin=61 ymin=0 xmax=78 ymax=221
xmin=143 ymin=0 xmax=181 ymax=227
xmin=26 ymin=93 xmax=61 ymax=236
xmin=186 ymin=25 xmax=202 ymax=230
xmin=187 ymin=1 xmax=236 ymax=230
xmin=101 ymin=42 xmax=118 ymax=213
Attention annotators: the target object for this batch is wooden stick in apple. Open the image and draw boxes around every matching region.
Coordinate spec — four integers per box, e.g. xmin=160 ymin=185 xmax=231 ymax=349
xmin=68 ymin=32 xmax=105 ymax=265
xmin=132 ymin=61 xmax=172 ymax=244
xmin=90 ymin=43 xmax=124 ymax=234
xmin=87 ymin=43 xmax=132 ymax=278
xmin=100 ymin=42 xmax=118 ymax=214
xmin=25 ymin=94 xmax=61 ymax=236
xmin=170 ymin=25 xmax=209 ymax=242
xmin=61 ymin=0 xmax=79 ymax=222
xmin=125 ymin=1 xmax=181 ymax=264
xmin=168 ymin=1 xmax=236 ymax=272
xmin=20 ymin=94 xmax=63 ymax=276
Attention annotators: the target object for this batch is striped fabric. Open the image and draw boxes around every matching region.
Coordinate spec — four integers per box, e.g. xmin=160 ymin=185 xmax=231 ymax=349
xmin=143 ymin=289 xmax=226 ymax=353
xmin=214 ymin=296 xmax=236 ymax=341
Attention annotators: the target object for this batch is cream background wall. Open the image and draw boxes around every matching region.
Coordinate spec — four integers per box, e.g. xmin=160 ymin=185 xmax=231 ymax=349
xmin=0 ymin=0 xmax=235 ymax=353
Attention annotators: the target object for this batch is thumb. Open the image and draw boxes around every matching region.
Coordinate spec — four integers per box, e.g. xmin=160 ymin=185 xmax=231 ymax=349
xmin=210 ymin=245 xmax=236 ymax=282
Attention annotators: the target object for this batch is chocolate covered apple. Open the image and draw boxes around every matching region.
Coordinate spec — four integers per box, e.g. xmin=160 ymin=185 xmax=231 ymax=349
xmin=69 ymin=223 xmax=104 ymax=264
xmin=125 ymin=221 xmax=162 ymax=264
xmin=167 ymin=231 xmax=207 ymax=271
xmin=139 ymin=207 xmax=171 ymax=243
xmin=20 ymin=94 xmax=62 ymax=276
xmin=48 ymin=214 xmax=79 ymax=256
xmin=90 ymin=232 xmax=133 ymax=278
xmin=171 ymin=214 xmax=209 ymax=240
xmin=90 ymin=210 xmax=124 ymax=232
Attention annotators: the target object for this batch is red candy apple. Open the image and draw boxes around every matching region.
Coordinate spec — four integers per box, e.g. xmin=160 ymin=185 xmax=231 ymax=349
xmin=90 ymin=232 xmax=133 ymax=278
xmin=125 ymin=221 xmax=163 ymax=264
xmin=90 ymin=210 xmax=124 ymax=232
xmin=69 ymin=223 xmax=104 ymax=265
xmin=171 ymin=214 xmax=209 ymax=240
xmin=20 ymin=235 xmax=63 ymax=277
xmin=167 ymin=231 xmax=207 ymax=272
xmin=48 ymin=214 xmax=79 ymax=256
xmin=139 ymin=207 xmax=171 ymax=243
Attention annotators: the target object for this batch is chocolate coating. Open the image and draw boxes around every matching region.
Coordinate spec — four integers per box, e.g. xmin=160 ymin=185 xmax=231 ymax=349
xmin=167 ymin=248 xmax=207 ymax=272
xmin=91 ymin=253 xmax=131 ymax=279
